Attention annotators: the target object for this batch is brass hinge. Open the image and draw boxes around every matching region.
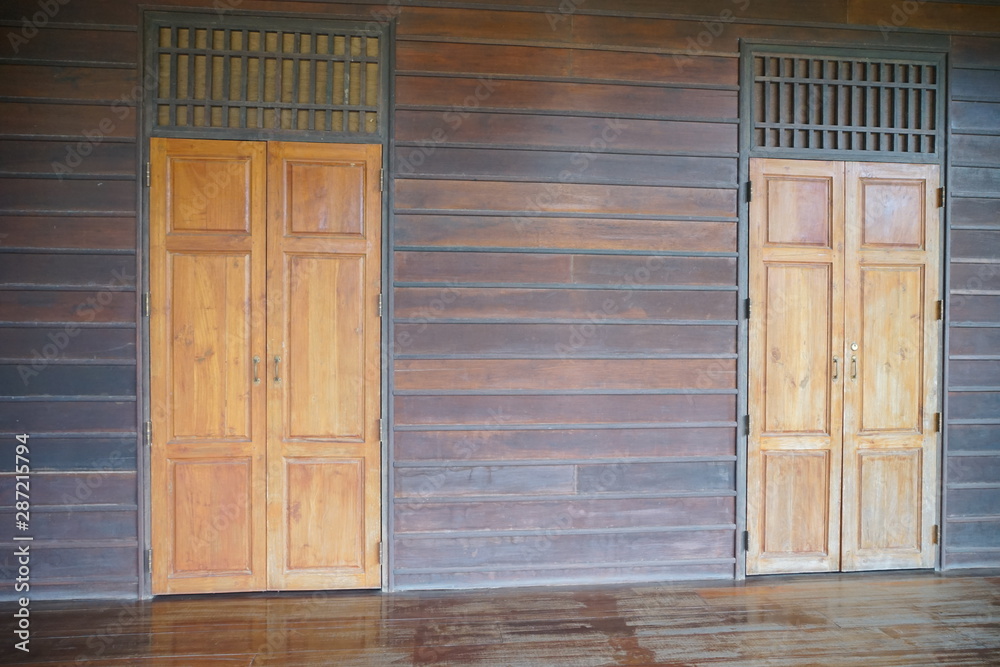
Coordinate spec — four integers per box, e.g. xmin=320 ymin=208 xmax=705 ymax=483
xmin=937 ymin=187 xmax=945 ymax=208
xmin=142 ymin=292 xmax=150 ymax=317
xmin=145 ymin=162 xmax=151 ymax=188
xmin=144 ymin=420 xmax=152 ymax=447
xmin=935 ymin=300 xmax=943 ymax=321
xmin=931 ymin=525 xmax=939 ymax=545
xmin=746 ymin=181 xmax=753 ymax=202
xmin=933 ymin=413 xmax=941 ymax=433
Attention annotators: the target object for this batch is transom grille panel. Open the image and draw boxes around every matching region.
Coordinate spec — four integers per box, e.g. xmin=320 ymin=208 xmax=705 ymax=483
xmin=148 ymin=13 xmax=383 ymax=137
xmin=750 ymin=51 xmax=942 ymax=157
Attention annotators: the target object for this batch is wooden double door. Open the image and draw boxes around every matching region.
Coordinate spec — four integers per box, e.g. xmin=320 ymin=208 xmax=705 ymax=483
xmin=747 ymin=158 xmax=941 ymax=575
xmin=149 ymin=138 xmax=382 ymax=593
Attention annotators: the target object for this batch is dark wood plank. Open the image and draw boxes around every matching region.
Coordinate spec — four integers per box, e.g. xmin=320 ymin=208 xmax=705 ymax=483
xmin=394 ymin=496 xmax=735 ymax=533
xmin=0 ymin=363 xmax=136 ymax=396
xmin=0 ymin=0 xmax=141 ymax=24
xmin=393 ymin=427 xmax=736 ymax=462
xmin=950 ymin=198 xmax=1000 ymax=229
xmin=396 ymin=76 xmax=738 ymax=120
xmin=0 ymin=178 xmax=135 ymax=214
xmin=0 ymin=290 xmax=136 ymax=323
xmin=0 ymin=470 xmax=136 ymax=505
xmin=394 ymin=394 xmax=736 ymax=426
xmin=0 ymin=326 xmax=136 ymax=361
xmin=950 ymin=360 xmax=1000 ymax=388
xmin=0 ymin=254 xmax=136 ymax=288
xmin=951 ymin=134 xmax=1000 ymax=168
xmin=950 ymin=295 xmax=1000 ymax=323
xmin=951 ymin=101 xmax=1000 ymax=133
xmin=571 ymin=14 xmax=737 ymax=52
xmin=0 ymin=102 xmax=136 ymax=139
xmin=952 ymin=167 xmax=1000 ymax=197
xmin=952 ymin=69 xmax=1000 ymax=103
xmin=951 ymin=230 xmax=1000 ymax=260
xmin=947 ymin=424 xmax=1000 ymax=452
xmin=395 ymin=465 xmax=576 ymax=498
xmin=0 ymin=27 xmax=136 ymax=64
xmin=394 ymin=358 xmax=736 ymax=391
xmin=948 ymin=391 xmax=1000 ymax=421
xmin=847 ymin=0 xmax=1000 ymax=33
xmin=0 ymin=140 xmax=136 ymax=177
xmin=397 ymin=6 xmax=574 ymax=43
xmin=0 ymin=509 xmax=136 ymax=540
xmin=395 ymin=252 xmax=737 ymax=286
xmin=394 ymin=215 xmax=737 ymax=252
xmin=396 ymin=561 xmax=733 ymax=588
xmin=395 ymin=147 xmax=737 ymax=187
xmin=0 ymin=545 xmax=138 ymax=581
xmin=946 ymin=520 xmax=1000 ymax=549
xmin=394 ymin=322 xmax=736 ymax=356
xmin=576 ymin=461 xmax=735 ymax=493
xmin=0 ymin=216 xmax=136 ymax=250
xmin=395 ymin=111 xmax=737 ymax=154
xmin=951 ymin=263 xmax=1000 ymax=293
xmin=948 ymin=488 xmax=1000 ymax=519
xmin=394 ymin=180 xmax=737 ymax=218
xmin=0 ymin=400 xmax=136 ymax=433
xmin=951 ymin=36 xmax=1000 ymax=69
xmin=0 ymin=64 xmax=137 ymax=101
xmin=0 ymin=436 xmax=136 ymax=470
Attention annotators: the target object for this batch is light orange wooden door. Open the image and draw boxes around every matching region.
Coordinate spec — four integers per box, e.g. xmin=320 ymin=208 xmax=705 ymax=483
xmin=841 ymin=162 xmax=940 ymax=571
xmin=266 ymin=142 xmax=382 ymax=590
xmin=747 ymin=159 xmax=845 ymax=574
xmin=747 ymin=158 xmax=940 ymax=576
xmin=150 ymin=138 xmax=268 ymax=593
xmin=151 ymin=139 xmax=382 ymax=594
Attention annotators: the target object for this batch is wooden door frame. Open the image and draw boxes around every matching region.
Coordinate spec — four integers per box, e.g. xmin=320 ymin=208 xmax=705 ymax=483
xmin=136 ymin=9 xmax=396 ymax=598
xmin=737 ymin=41 xmax=949 ymax=579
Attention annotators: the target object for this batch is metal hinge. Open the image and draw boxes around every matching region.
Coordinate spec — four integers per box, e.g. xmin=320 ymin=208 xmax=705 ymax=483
xmin=379 ymin=418 xmax=386 ymax=442
xmin=378 ymin=542 xmax=384 ymax=564
xmin=742 ymin=530 xmax=750 ymax=551
xmin=746 ymin=181 xmax=752 ymax=202
xmin=744 ymin=414 xmax=751 ymax=431
xmin=378 ymin=293 xmax=383 ymax=318
xmin=379 ymin=168 xmax=384 ymax=192
xmin=145 ymin=162 xmax=151 ymax=188
xmin=933 ymin=413 xmax=941 ymax=433
xmin=935 ymin=300 xmax=943 ymax=321
xmin=931 ymin=525 xmax=939 ymax=545
xmin=142 ymin=292 xmax=150 ymax=317
xmin=937 ymin=187 xmax=945 ymax=208
xmin=745 ymin=298 xmax=751 ymax=319
xmin=144 ymin=421 xmax=152 ymax=447
xmin=145 ymin=548 xmax=152 ymax=571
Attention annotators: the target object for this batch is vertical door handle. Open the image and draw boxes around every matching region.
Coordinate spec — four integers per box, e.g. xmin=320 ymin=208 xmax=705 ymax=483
xmin=274 ymin=355 xmax=281 ymax=384
xmin=252 ymin=356 xmax=261 ymax=385
xmin=851 ymin=355 xmax=857 ymax=380
xmin=832 ymin=356 xmax=839 ymax=382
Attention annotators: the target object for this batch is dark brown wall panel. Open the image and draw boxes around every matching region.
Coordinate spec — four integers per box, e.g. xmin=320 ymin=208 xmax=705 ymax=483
xmin=0 ymin=28 xmax=137 ymax=65
xmin=0 ymin=64 xmax=137 ymax=102
xmin=0 ymin=216 xmax=136 ymax=251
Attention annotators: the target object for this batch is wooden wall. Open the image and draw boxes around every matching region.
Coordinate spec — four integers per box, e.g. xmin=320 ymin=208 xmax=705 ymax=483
xmin=0 ymin=0 xmax=997 ymax=599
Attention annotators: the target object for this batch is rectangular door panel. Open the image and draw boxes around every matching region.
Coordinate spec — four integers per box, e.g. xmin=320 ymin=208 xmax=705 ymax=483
xmin=761 ymin=451 xmax=833 ymax=565
xmin=856 ymin=449 xmax=923 ymax=554
xmin=283 ymin=161 xmax=367 ymax=237
xmin=285 ymin=459 xmax=365 ymax=571
xmin=166 ymin=157 xmax=254 ymax=234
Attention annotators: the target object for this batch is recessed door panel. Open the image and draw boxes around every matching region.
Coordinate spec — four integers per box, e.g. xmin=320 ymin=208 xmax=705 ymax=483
xmin=761 ymin=451 xmax=832 ymax=561
xmin=167 ymin=157 xmax=253 ymax=234
xmin=285 ymin=459 xmax=364 ymax=571
xmin=856 ymin=450 xmax=923 ymax=553
xmin=284 ymin=161 xmax=366 ymax=236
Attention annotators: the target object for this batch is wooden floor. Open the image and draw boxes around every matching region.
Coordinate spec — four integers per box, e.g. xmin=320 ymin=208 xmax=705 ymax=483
xmin=4 ymin=571 xmax=1000 ymax=666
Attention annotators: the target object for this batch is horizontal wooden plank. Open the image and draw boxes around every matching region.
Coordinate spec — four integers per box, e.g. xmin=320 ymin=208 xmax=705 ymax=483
xmin=950 ymin=36 xmax=1000 ymax=70
xmin=397 ymin=6 xmax=574 ymax=43
xmin=950 ymin=327 xmax=1000 ymax=357
xmin=0 ymin=290 xmax=136 ymax=324
xmin=947 ymin=424 xmax=1000 ymax=452
xmin=847 ymin=0 xmax=1000 ymax=34
xmin=952 ymin=167 xmax=1000 ymax=197
xmin=951 ymin=263 xmax=1000 ymax=294
xmin=394 ymin=427 xmax=735 ymax=462
xmin=394 ymin=496 xmax=735 ymax=533
xmin=0 ymin=64 xmax=137 ymax=101
xmin=943 ymin=549 xmax=1000 ymax=569
xmin=0 ymin=0 xmax=141 ymax=24
xmin=577 ymin=461 xmax=735 ymax=493
xmin=0 ymin=510 xmax=135 ymax=540
xmin=950 ymin=360 xmax=1000 ymax=388
xmin=394 ymin=528 xmax=734 ymax=569
xmin=0 ymin=140 xmax=136 ymax=177
xmin=951 ymin=229 xmax=1000 ymax=260
xmin=947 ymin=487 xmax=1000 ymax=519
xmin=951 ymin=134 xmax=1000 ymax=168
xmin=0 ymin=102 xmax=135 ymax=139
xmin=0 ymin=363 xmax=136 ymax=397
xmin=395 ymin=112 xmax=737 ymax=154
xmin=397 ymin=76 xmax=738 ymax=120
xmin=0 ymin=254 xmax=136 ymax=288
xmin=397 ymin=40 xmax=738 ymax=86
xmin=395 ymin=180 xmax=736 ymax=218
xmin=571 ymin=13 xmax=737 ymax=52
xmin=950 ymin=198 xmax=1000 ymax=229
xmin=394 ymin=394 xmax=736 ymax=426
xmin=949 ymin=391 xmax=1000 ymax=421
xmin=394 ymin=359 xmax=736 ymax=391
xmin=575 ymin=0 xmax=848 ymax=23
xmin=0 ymin=27 xmax=136 ymax=64
xmin=951 ymin=101 xmax=1000 ymax=133
xmin=395 ymin=465 xmax=576 ymax=498
xmin=0 ymin=545 xmax=137 ymax=581
xmin=394 ymin=561 xmax=732 ymax=587
xmin=395 ymin=252 xmax=737 ymax=286
xmin=0 ymin=216 xmax=135 ymax=250
xmin=394 ymin=216 xmax=737 ymax=252
xmin=0 ymin=437 xmax=135 ymax=470
xmin=0 ymin=470 xmax=136 ymax=506
xmin=396 ymin=147 xmax=737 ymax=187
xmin=952 ymin=69 xmax=1000 ymax=103
xmin=394 ymin=322 xmax=735 ymax=356
xmin=0 ymin=326 xmax=135 ymax=361
xmin=945 ymin=520 xmax=1000 ymax=549
xmin=951 ymin=296 xmax=1000 ymax=324
xmin=395 ymin=287 xmax=736 ymax=322
xmin=0 ymin=178 xmax=135 ymax=214
xmin=0 ymin=400 xmax=135 ymax=434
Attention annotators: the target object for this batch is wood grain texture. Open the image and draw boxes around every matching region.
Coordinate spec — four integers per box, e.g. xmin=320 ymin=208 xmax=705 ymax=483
xmin=0 ymin=216 xmax=136 ymax=250
xmin=0 ymin=64 xmax=137 ymax=101
xmin=0 ymin=27 xmax=136 ymax=64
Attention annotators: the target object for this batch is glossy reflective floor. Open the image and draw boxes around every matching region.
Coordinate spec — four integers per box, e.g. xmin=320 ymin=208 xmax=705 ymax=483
xmin=4 ymin=570 xmax=1000 ymax=665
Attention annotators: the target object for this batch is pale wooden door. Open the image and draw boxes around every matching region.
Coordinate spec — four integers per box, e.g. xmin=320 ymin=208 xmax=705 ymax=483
xmin=266 ymin=142 xmax=382 ymax=590
xmin=747 ymin=158 xmax=940 ymax=576
xmin=150 ymin=138 xmax=268 ymax=593
xmin=747 ymin=159 xmax=845 ymax=574
xmin=151 ymin=138 xmax=382 ymax=594
xmin=841 ymin=162 xmax=940 ymax=571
